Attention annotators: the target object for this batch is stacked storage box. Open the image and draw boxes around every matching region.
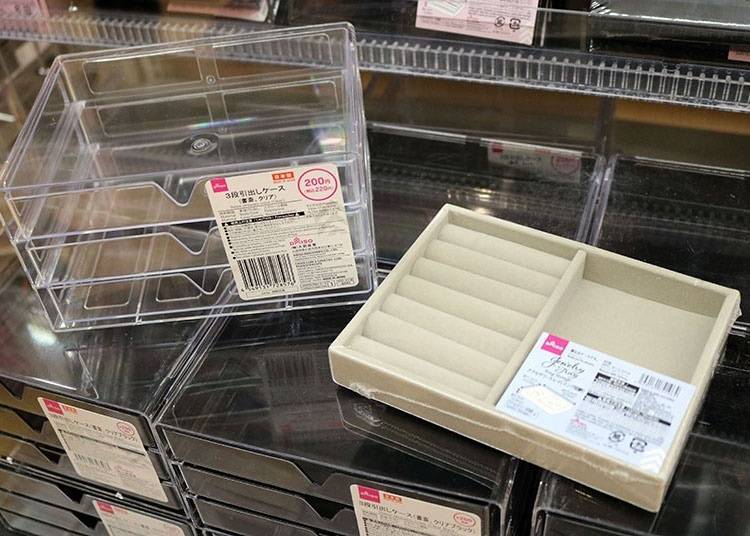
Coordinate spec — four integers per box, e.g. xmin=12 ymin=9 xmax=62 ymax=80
xmin=157 ymin=307 xmax=538 ymax=536
xmin=591 ymin=155 xmax=750 ymax=328
xmin=0 ymin=23 xmax=376 ymax=330
xmin=0 ymin=463 xmax=195 ymax=536
xmin=0 ymin=266 xmax=204 ymax=535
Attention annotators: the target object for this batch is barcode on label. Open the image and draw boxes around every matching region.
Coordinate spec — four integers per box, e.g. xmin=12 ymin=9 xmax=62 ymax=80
xmin=73 ymin=453 xmax=112 ymax=471
xmin=237 ymin=254 xmax=295 ymax=290
xmin=639 ymin=373 xmax=680 ymax=397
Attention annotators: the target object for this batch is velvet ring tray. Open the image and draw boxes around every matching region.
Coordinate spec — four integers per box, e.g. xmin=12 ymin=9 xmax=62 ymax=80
xmin=329 ymin=204 xmax=740 ymax=512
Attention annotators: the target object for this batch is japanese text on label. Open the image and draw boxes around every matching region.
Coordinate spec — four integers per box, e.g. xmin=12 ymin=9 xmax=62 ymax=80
xmin=350 ymin=485 xmax=482 ymax=536
xmin=416 ymin=0 xmax=539 ymax=46
xmin=38 ymin=399 xmax=167 ymax=502
xmin=496 ymin=333 xmax=695 ymax=473
xmin=94 ymin=501 xmax=185 ymax=536
xmin=206 ymin=163 xmax=358 ymax=301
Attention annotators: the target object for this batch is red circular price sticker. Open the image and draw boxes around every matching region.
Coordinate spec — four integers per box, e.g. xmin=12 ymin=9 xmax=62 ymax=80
xmin=551 ymin=154 xmax=580 ymax=175
xmin=453 ymin=512 xmax=477 ymax=527
xmin=117 ymin=422 xmax=136 ymax=436
xmin=298 ymin=168 xmax=339 ymax=201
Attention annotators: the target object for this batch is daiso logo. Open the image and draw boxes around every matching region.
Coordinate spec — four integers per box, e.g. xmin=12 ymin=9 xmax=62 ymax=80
xmin=43 ymin=399 xmax=64 ymax=415
xmin=542 ymin=334 xmax=569 ymax=356
xmin=357 ymin=486 xmax=380 ymax=503
xmin=95 ymin=501 xmax=115 ymax=515
xmin=42 ymin=399 xmax=77 ymax=415
xmin=289 ymin=236 xmax=314 ymax=247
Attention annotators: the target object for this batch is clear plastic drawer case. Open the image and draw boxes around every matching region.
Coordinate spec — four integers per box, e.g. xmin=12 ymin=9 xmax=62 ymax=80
xmin=591 ymin=155 xmax=750 ymax=328
xmin=1 ymin=23 xmax=376 ymax=330
xmin=367 ymin=124 xmax=604 ymax=266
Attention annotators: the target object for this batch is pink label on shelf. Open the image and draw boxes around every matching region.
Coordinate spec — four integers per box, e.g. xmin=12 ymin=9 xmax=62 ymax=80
xmin=42 ymin=399 xmax=64 ymax=415
xmin=210 ymin=177 xmax=229 ymax=193
xmin=358 ymin=486 xmax=381 ymax=503
xmin=95 ymin=501 xmax=115 ymax=514
xmin=729 ymin=48 xmax=750 ymax=63
xmin=542 ymin=334 xmax=569 ymax=355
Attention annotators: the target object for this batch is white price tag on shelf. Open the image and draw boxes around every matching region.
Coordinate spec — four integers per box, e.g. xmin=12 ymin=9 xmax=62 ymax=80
xmin=94 ymin=501 xmax=186 ymax=536
xmin=38 ymin=398 xmax=167 ymax=502
xmin=206 ymin=163 xmax=358 ymax=301
xmin=497 ymin=333 xmax=695 ymax=473
xmin=0 ymin=0 xmax=46 ymax=17
xmin=487 ymin=141 xmax=582 ymax=183
xmin=416 ymin=0 xmax=539 ymax=46
xmin=351 ymin=485 xmax=482 ymax=536
xmin=729 ymin=48 xmax=750 ymax=64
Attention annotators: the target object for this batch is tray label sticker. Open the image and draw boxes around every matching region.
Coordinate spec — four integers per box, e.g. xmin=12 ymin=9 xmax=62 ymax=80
xmin=487 ymin=141 xmax=582 ymax=183
xmin=94 ymin=501 xmax=186 ymax=536
xmin=350 ymin=485 xmax=481 ymax=536
xmin=206 ymin=163 xmax=358 ymax=301
xmin=38 ymin=399 xmax=167 ymax=502
xmin=416 ymin=0 xmax=539 ymax=46
xmin=496 ymin=333 xmax=695 ymax=473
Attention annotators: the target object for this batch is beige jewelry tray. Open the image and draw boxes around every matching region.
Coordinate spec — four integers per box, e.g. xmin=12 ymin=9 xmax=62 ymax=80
xmin=329 ymin=204 xmax=740 ymax=511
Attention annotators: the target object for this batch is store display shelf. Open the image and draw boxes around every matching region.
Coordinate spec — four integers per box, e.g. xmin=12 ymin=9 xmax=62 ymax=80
xmin=356 ymin=33 xmax=750 ymax=113
xmin=0 ymin=11 xmax=750 ymax=111
xmin=0 ymin=11 xmax=254 ymax=47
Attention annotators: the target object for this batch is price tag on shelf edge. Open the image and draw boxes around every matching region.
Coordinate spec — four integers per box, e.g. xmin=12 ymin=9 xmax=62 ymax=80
xmin=38 ymin=398 xmax=167 ymax=503
xmin=351 ymin=485 xmax=482 ymax=536
xmin=416 ymin=0 xmax=539 ymax=46
xmin=94 ymin=501 xmax=186 ymax=536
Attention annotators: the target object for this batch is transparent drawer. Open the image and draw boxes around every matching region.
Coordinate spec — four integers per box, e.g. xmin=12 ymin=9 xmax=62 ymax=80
xmin=368 ymin=124 xmax=604 ymax=265
xmin=592 ymin=155 xmax=750 ymax=327
xmin=285 ymin=0 xmax=591 ymax=50
xmin=589 ymin=0 xmax=750 ymax=67
xmin=285 ymin=0 xmax=750 ymax=69
xmin=1 ymin=23 xmax=377 ymax=330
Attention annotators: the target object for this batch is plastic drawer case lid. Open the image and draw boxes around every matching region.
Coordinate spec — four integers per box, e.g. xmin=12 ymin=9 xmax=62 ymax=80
xmin=157 ymin=305 xmax=525 ymax=536
xmin=329 ymin=204 xmax=741 ymax=512
xmin=1 ymin=23 xmax=377 ymax=330
xmin=0 ymin=268 xmax=206 ymax=448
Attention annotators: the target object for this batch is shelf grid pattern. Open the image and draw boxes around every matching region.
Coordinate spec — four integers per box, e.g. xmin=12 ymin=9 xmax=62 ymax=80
xmin=0 ymin=11 xmax=750 ymax=111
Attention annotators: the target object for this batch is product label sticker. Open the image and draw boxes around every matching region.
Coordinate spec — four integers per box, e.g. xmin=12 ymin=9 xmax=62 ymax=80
xmin=0 ymin=0 xmax=46 ymax=17
xmin=350 ymin=485 xmax=481 ymax=536
xmin=38 ymin=399 xmax=167 ymax=502
xmin=487 ymin=141 xmax=582 ymax=183
xmin=728 ymin=48 xmax=750 ymax=63
xmin=94 ymin=501 xmax=186 ymax=536
xmin=416 ymin=0 xmax=539 ymax=46
xmin=206 ymin=163 xmax=358 ymax=301
xmin=496 ymin=333 xmax=696 ymax=473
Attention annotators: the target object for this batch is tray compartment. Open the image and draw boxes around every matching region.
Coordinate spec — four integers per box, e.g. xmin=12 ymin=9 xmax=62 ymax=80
xmin=330 ymin=204 xmax=740 ymax=511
